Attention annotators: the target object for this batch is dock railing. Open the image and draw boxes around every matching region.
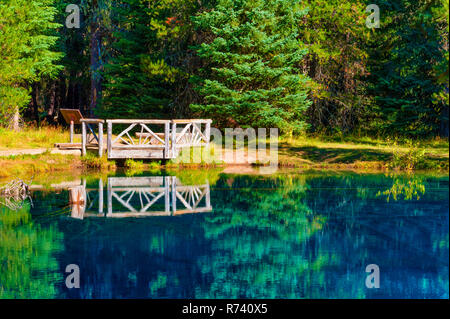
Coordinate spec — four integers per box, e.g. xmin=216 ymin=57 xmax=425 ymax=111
xmin=67 ymin=176 xmax=212 ymax=219
xmin=106 ymin=119 xmax=211 ymax=159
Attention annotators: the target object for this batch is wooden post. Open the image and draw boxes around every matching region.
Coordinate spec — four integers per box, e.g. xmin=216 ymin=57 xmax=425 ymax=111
xmin=70 ymin=121 xmax=74 ymax=144
xmin=98 ymin=122 xmax=103 ymax=157
xmin=107 ymin=178 xmax=112 ymax=216
xmin=205 ymin=121 xmax=211 ymax=145
xmin=165 ymin=176 xmax=170 ymax=214
xmin=171 ymin=176 xmax=177 ymax=215
xmin=205 ymin=183 xmax=211 ymax=209
xmin=171 ymin=122 xmax=177 ymax=158
xmin=69 ymin=186 xmax=86 ymax=205
xmin=98 ymin=178 xmax=104 ymax=215
xmin=164 ymin=122 xmax=170 ymax=159
xmin=107 ymin=121 xmax=112 ymax=159
xmin=81 ymin=121 xmax=87 ymax=156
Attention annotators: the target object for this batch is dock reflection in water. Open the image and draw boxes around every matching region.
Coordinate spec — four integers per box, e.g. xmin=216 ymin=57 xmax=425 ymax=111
xmin=69 ymin=176 xmax=212 ymax=219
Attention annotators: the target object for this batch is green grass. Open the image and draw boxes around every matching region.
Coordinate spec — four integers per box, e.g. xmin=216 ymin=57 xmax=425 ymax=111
xmin=0 ymin=126 xmax=76 ymax=150
xmin=0 ymin=127 xmax=448 ymax=172
xmin=80 ymin=153 xmax=116 ymax=170
xmin=0 ymin=152 xmax=81 ymax=179
xmin=276 ymin=135 xmax=449 ymax=171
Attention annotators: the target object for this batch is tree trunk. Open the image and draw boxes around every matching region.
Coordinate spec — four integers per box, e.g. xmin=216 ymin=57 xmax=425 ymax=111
xmin=48 ymin=81 xmax=56 ymax=122
xmin=89 ymin=1 xmax=102 ymax=117
xmin=12 ymin=107 xmax=20 ymax=131
xmin=31 ymin=84 xmax=40 ymax=126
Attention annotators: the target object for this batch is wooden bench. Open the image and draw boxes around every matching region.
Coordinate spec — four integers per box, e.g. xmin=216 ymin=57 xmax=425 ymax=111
xmin=56 ymin=109 xmax=104 ymax=156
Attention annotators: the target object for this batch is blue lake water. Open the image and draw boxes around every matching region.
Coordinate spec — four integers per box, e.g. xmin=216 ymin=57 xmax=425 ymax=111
xmin=0 ymin=170 xmax=448 ymax=299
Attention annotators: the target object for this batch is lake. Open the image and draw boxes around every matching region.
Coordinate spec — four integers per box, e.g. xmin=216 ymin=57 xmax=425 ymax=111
xmin=0 ymin=170 xmax=448 ymax=299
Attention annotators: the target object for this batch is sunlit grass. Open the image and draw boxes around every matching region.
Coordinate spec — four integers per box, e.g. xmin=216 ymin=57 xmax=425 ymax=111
xmin=277 ymin=135 xmax=449 ymax=171
xmin=0 ymin=153 xmax=81 ymax=179
xmin=80 ymin=153 xmax=116 ymax=170
xmin=0 ymin=126 xmax=448 ymax=172
xmin=0 ymin=126 xmax=78 ymax=150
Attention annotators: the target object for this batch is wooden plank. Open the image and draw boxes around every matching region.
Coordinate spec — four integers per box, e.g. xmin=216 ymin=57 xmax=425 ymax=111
xmin=106 ymin=119 xmax=171 ymax=124
xmin=81 ymin=121 xmax=87 ymax=156
xmin=112 ymin=145 xmax=165 ymax=150
xmin=80 ymin=119 xmax=104 ymax=124
xmin=108 ymin=149 xmax=165 ymax=159
xmin=110 ymin=187 xmax=166 ymax=192
xmin=112 ymin=123 xmax=137 ymax=145
xmin=109 ymin=176 xmax=164 ymax=187
xmin=106 ymin=119 xmax=211 ymax=124
xmin=84 ymin=209 xmax=211 ymax=218
xmin=98 ymin=178 xmax=104 ymax=214
xmin=98 ymin=212 xmax=171 ymax=218
xmin=172 ymin=119 xmax=212 ymax=124
xmin=55 ymin=143 xmax=82 ymax=149
xmin=70 ymin=121 xmax=74 ymax=143
xmin=140 ymin=192 xmax=165 ymax=212
xmin=141 ymin=123 xmax=165 ymax=145
xmin=172 ymin=207 xmax=213 ymax=215
xmin=175 ymin=123 xmax=192 ymax=144
xmin=165 ymin=177 xmax=170 ymax=213
xmin=107 ymin=121 xmax=112 ymax=157
xmin=107 ymin=178 xmax=113 ymax=216
xmin=98 ymin=122 xmax=103 ymax=156
xmin=86 ymin=123 xmax=99 ymax=143
xmin=205 ymin=183 xmax=211 ymax=208
xmin=136 ymin=132 xmax=165 ymax=138
xmin=192 ymin=123 xmax=208 ymax=142
xmin=171 ymin=123 xmax=177 ymax=159
xmin=171 ymin=176 xmax=177 ymax=214
xmin=61 ymin=109 xmax=83 ymax=125
xmin=164 ymin=122 xmax=170 ymax=159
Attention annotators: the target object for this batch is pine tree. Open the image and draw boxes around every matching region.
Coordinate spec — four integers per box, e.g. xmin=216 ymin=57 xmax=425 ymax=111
xmin=190 ymin=0 xmax=312 ymax=135
xmin=100 ymin=0 xmax=189 ymax=119
xmin=368 ymin=0 xmax=448 ymax=137
xmin=0 ymin=0 xmax=62 ymax=129
xmin=298 ymin=0 xmax=371 ymax=134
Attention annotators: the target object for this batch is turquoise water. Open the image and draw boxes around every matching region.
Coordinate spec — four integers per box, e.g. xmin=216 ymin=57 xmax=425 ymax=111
xmin=0 ymin=171 xmax=448 ymax=299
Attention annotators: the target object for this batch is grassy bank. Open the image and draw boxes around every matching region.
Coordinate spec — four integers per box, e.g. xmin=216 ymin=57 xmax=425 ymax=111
xmin=0 ymin=127 xmax=448 ymax=179
xmin=0 ymin=153 xmax=82 ymax=180
xmin=0 ymin=127 xmax=76 ymax=150
xmin=277 ymin=135 xmax=449 ymax=171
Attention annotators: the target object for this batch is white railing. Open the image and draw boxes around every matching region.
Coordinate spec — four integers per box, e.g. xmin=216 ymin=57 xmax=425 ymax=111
xmin=69 ymin=176 xmax=212 ymax=218
xmin=106 ymin=119 xmax=211 ymax=159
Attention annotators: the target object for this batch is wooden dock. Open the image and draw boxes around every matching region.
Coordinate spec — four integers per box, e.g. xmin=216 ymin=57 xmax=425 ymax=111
xmin=69 ymin=119 xmax=212 ymax=159
xmin=67 ymin=176 xmax=212 ymax=219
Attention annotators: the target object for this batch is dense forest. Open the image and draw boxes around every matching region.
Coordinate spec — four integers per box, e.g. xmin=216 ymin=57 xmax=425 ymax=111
xmin=0 ymin=0 xmax=448 ymax=137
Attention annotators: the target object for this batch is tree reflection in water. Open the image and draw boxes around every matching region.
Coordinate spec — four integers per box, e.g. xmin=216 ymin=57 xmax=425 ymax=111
xmin=0 ymin=172 xmax=447 ymax=299
xmin=0 ymin=202 xmax=63 ymax=298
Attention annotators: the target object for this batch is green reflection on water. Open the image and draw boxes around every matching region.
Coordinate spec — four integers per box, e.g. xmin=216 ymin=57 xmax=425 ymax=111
xmin=0 ymin=202 xmax=63 ymax=299
xmin=0 ymin=169 xmax=448 ymax=299
xmin=193 ymin=174 xmax=363 ymax=298
xmin=377 ymin=175 xmax=426 ymax=201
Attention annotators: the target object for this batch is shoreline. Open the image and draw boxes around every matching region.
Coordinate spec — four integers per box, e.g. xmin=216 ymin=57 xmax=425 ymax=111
xmin=1 ymin=137 xmax=448 ymax=181
xmin=0 ymin=152 xmax=448 ymax=185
